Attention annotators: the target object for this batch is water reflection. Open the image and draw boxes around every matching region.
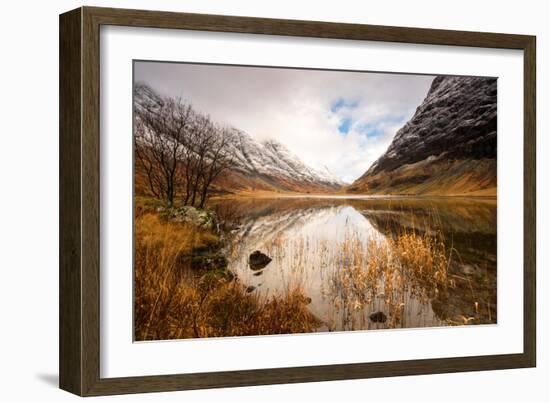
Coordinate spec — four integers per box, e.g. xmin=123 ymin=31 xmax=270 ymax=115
xmin=211 ymin=196 xmax=497 ymax=331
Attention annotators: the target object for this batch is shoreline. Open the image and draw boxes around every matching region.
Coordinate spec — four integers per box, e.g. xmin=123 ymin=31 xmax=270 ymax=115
xmin=210 ymin=189 xmax=497 ymax=201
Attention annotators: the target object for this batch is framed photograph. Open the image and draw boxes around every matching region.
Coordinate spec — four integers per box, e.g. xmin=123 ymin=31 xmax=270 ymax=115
xmin=59 ymin=6 xmax=536 ymax=396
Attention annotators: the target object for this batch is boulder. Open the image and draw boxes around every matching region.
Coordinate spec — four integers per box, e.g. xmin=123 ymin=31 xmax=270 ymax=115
xmin=369 ymin=311 xmax=387 ymax=323
xmin=198 ymin=268 xmax=235 ymax=287
xmin=191 ymin=254 xmax=228 ymax=271
xmin=161 ymin=206 xmax=218 ymax=231
xmin=249 ymin=250 xmax=272 ymax=271
xmin=460 ymin=264 xmax=476 ymax=276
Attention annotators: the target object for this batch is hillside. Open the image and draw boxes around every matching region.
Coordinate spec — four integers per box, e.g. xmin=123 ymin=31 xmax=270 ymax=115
xmin=134 ymin=83 xmax=344 ymax=197
xmin=213 ymin=129 xmax=343 ymax=194
xmin=347 ymin=76 xmax=497 ymax=196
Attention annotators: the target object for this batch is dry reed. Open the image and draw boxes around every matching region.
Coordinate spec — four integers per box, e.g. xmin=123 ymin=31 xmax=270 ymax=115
xmin=329 ymin=230 xmax=451 ymax=329
xmin=134 ymin=213 xmax=320 ymax=340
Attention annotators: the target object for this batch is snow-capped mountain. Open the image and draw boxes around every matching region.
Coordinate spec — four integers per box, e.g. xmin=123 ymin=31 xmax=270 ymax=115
xmin=348 ymin=76 xmax=497 ymax=196
xmin=134 ymin=83 xmax=345 ymax=193
xmin=225 ymin=129 xmax=344 ymax=191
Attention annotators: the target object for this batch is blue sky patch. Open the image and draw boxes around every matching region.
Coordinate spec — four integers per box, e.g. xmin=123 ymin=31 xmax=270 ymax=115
xmin=356 ymin=115 xmax=406 ymax=139
xmin=357 ymin=122 xmax=384 ymax=138
xmin=331 ymin=98 xmax=359 ymax=113
xmin=338 ymin=118 xmax=353 ymax=135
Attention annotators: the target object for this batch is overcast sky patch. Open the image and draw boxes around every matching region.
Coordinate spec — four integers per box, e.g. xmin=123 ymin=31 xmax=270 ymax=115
xmin=135 ymin=61 xmax=434 ymax=182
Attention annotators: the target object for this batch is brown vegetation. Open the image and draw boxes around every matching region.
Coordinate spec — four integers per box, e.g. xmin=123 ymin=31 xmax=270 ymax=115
xmin=207 ymin=168 xmax=341 ymax=195
xmin=347 ymin=157 xmax=496 ymax=196
xmin=135 ymin=194 xmax=495 ymax=339
xmin=134 ymin=211 xmax=320 ymax=341
xmin=325 ymin=230 xmax=450 ymax=329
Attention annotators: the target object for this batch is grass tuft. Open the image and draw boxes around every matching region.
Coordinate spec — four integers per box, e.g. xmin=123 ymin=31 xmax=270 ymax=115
xmin=134 ymin=213 xmax=320 ymax=340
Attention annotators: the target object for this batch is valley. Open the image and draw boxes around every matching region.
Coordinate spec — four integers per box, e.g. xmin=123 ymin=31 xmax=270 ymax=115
xmin=132 ymin=69 xmax=498 ymax=340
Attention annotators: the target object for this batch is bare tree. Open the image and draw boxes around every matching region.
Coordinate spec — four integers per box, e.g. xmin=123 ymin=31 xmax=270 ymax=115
xmin=197 ymin=127 xmax=234 ymax=208
xmin=185 ymin=114 xmax=214 ymax=207
xmin=183 ymin=115 xmax=234 ymax=208
xmin=134 ymin=83 xmax=234 ymax=208
xmin=134 ymin=85 xmax=193 ymax=206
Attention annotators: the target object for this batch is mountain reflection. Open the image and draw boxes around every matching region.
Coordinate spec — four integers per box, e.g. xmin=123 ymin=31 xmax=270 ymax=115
xmin=210 ymin=196 xmax=497 ymax=331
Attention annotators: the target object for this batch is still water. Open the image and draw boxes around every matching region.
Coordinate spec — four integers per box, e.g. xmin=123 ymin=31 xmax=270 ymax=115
xmin=212 ymin=196 xmax=497 ymax=331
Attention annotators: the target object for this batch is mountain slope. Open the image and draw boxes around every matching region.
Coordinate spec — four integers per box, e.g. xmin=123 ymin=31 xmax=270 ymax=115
xmin=134 ymin=83 xmax=344 ymax=195
xmin=347 ymin=76 xmax=497 ymax=196
xmin=217 ymin=129 xmax=344 ymax=193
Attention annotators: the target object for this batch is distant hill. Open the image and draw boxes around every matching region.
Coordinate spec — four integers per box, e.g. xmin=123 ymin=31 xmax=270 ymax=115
xmin=215 ymin=128 xmax=344 ymax=193
xmin=347 ymin=76 xmax=497 ymax=196
xmin=134 ymin=84 xmax=345 ymax=197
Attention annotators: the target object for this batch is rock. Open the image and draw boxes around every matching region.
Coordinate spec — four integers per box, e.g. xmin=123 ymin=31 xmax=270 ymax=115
xmin=190 ymin=245 xmax=217 ymax=256
xmin=369 ymin=311 xmax=387 ymax=323
xmin=300 ymin=296 xmax=312 ymax=305
xmin=249 ymin=250 xmax=272 ymax=271
xmin=245 ymin=285 xmax=256 ymax=293
xmin=253 ymin=271 xmax=263 ymax=276
xmin=191 ymin=254 xmax=228 ymax=271
xmin=199 ymin=268 xmax=235 ymax=286
xmin=161 ymin=206 xmax=218 ymax=231
xmin=460 ymin=264 xmax=476 ymax=276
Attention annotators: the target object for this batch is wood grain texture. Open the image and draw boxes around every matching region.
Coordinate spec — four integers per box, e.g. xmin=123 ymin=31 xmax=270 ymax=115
xmin=81 ymin=6 xmax=102 ymax=396
xmin=523 ymin=37 xmax=537 ymax=367
xmin=59 ymin=6 xmax=537 ymax=396
xmin=86 ymin=6 xmax=532 ymax=49
xmin=59 ymin=8 xmax=82 ymax=396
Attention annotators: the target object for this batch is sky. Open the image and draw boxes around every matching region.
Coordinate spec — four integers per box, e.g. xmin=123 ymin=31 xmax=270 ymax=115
xmin=134 ymin=61 xmax=435 ymax=183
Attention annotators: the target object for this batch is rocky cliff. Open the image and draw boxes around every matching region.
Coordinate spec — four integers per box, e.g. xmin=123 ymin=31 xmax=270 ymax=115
xmin=348 ymin=76 xmax=497 ymax=196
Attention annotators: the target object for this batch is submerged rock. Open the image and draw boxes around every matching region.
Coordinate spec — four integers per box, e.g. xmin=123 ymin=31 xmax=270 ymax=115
xmin=249 ymin=250 xmax=272 ymax=271
xmin=369 ymin=311 xmax=388 ymax=323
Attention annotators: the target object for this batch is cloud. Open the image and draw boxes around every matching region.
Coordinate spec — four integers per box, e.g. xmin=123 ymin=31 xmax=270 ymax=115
xmin=134 ymin=61 xmax=434 ymax=182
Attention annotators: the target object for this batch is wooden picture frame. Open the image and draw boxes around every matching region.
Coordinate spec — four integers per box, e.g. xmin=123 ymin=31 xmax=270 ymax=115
xmin=59 ymin=6 xmax=536 ymax=396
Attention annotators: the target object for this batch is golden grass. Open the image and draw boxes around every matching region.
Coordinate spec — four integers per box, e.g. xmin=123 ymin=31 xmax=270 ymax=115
xmin=135 ymin=198 xmax=489 ymax=338
xmin=329 ymin=230 xmax=450 ymax=328
xmin=134 ymin=213 xmax=320 ymax=340
xmin=347 ymin=158 xmax=496 ymax=196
